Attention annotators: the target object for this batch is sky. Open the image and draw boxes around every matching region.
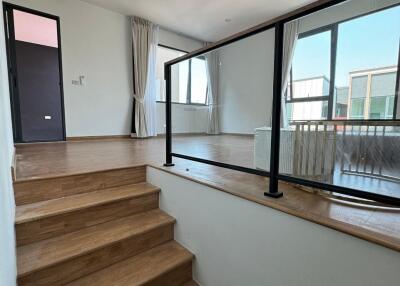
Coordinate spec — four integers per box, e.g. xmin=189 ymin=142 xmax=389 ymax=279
xmin=292 ymin=5 xmax=400 ymax=87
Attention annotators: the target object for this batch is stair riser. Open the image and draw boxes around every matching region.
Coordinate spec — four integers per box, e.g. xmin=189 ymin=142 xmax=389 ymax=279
xmin=14 ymin=166 xmax=146 ymax=205
xmin=16 ymin=193 xmax=159 ymax=246
xmin=18 ymin=224 xmax=174 ymax=286
xmin=146 ymin=261 xmax=193 ymax=286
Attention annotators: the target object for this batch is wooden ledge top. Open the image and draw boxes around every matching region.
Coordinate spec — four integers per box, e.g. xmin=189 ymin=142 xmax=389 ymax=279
xmin=149 ymin=159 xmax=400 ymax=252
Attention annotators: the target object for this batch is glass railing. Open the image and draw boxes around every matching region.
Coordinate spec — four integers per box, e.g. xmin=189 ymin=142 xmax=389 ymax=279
xmin=163 ymin=0 xmax=400 ymax=206
xmin=169 ymin=28 xmax=275 ymax=176
xmin=281 ymin=120 xmax=400 ymax=200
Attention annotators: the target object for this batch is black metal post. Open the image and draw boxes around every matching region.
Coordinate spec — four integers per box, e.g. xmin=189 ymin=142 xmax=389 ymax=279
xmin=265 ymin=22 xmax=284 ymax=198
xmin=164 ymin=63 xmax=174 ymax=167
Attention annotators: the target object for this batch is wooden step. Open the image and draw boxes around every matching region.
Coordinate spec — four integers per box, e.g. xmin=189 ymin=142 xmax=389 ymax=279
xmin=16 ymin=183 xmax=160 ymax=245
xmin=13 ymin=166 xmax=146 ymax=205
xmin=17 ymin=210 xmax=175 ymax=286
xmin=65 ymin=241 xmax=194 ymax=286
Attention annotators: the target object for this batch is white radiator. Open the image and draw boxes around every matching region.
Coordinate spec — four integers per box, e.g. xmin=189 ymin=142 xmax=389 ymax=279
xmin=254 ymin=126 xmax=335 ymax=178
xmin=254 ymin=127 xmax=294 ymax=174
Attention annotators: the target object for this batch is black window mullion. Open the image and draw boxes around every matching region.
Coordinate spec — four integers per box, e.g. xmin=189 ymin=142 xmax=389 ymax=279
xmin=328 ymin=24 xmax=338 ymax=120
xmin=187 ymin=59 xmax=192 ymax=104
xmin=287 ymin=96 xmax=329 ymax=103
xmin=290 ymin=25 xmax=336 ymax=119
xmin=289 ymin=68 xmax=293 ymax=102
xmin=393 ymin=41 xmax=400 ymax=119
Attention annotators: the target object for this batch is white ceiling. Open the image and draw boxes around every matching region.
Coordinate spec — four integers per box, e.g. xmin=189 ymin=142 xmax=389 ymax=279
xmin=81 ymin=0 xmax=316 ymax=42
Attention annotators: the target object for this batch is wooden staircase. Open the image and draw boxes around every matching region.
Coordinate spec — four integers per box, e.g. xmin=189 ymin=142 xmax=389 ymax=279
xmin=13 ymin=166 xmax=197 ymax=286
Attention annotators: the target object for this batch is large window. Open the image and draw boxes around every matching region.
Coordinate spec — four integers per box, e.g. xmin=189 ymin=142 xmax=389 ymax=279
xmin=286 ymin=4 xmax=400 ymax=121
xmin=335 ymin=5 xmax=400 ymax=120
xmin=156 ymin=46 xmax=186 ymax=102
xmin=156 ymin=45 xmax=208 ymax=105
xmin=286 ymin=29 xmax=332 ymax=121
xmin=190 ymin=57 xmax=208 ymax=104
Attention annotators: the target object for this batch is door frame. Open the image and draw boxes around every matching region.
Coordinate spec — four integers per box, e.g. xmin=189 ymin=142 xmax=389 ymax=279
xmin=3 ymin=2 xmax=66 ymax=143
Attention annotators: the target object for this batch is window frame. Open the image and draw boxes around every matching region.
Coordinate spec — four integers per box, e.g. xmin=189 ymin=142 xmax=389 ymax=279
xmin=287 ymin=25 xmax=336 ymax=118
xmin=288 ymin=3 xmax=400 ymax=121
xmin=157 ymin=44 xmax=208 ymax=106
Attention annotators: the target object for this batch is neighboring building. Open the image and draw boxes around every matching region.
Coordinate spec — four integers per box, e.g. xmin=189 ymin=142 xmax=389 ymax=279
xmin=286 ymin=76 xmax=330 ymax=121
xmin=347 ymin=66 xmax=397 ymax=120
xmin=286 ymin=66 xmax=398 ymax=121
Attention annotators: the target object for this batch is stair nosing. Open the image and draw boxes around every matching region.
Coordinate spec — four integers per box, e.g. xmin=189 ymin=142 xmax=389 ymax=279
xmin=13 ymin=165 xmax=147 ymax=184
xmin=65 ymin=241 xmax=194 ymax=286
xmin=17 ymin=210 xmax=175 ymax=277
xmin=15 ymin=183 xmax=160 ymax=224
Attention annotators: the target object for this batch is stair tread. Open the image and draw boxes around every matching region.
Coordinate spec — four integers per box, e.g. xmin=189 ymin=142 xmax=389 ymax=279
xmin=17 ymin=209 xmax=175 ymax=277
xmin=16 ymin=182 xmax=160 ymax=224
xmin=65 ymin=241 xmax=193 ymax=286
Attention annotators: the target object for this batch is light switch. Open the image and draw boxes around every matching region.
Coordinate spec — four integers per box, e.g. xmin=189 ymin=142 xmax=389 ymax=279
xmin=79 ymin=75 xmax=86 ymax=86
xmin=44 ymin=116 xmax=52 ymax=120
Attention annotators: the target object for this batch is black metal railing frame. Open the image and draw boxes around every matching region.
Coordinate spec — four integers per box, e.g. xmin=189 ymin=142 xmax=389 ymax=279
xmin=163 ymin=0 xmax=400 ymax=206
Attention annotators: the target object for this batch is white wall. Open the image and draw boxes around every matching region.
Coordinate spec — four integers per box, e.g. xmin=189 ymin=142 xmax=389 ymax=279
xmin=218 ymin=29 xmax=275 ymax=134
xmin=8 ymin=0 xmax=204 ymax=137
xmin=159 ymin=28 xmax=203 ymax=52
xmin=157 ymin=31 xmax=206 ymax=134
xmin=8 ymin=0 xmax=133 ymax=137
xmin=157 ymin=103 xmax=208 ymax=134
xmin=147 ymin=167 xmax=400 ymax=286
xmin=0 ymin=2 xmax=17 ymax=285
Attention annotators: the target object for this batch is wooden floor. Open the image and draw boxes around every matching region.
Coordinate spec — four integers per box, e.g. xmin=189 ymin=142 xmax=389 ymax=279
xmin=15 ymin=137 xmax=400 ymax=252
xmin=15 ymin=135 xmax=255 ymax=180
xmin=15 ymin=137 xmax=167 ymax=180
xmin=16 ymin=135 xmax=399 ymax=198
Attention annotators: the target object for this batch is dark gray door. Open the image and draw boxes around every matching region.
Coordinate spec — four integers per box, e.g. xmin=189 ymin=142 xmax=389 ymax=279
xmin=15 ymin=41 xmax=64 ymax=142
xmin=4 ymin=4 xmax=65 ymax=143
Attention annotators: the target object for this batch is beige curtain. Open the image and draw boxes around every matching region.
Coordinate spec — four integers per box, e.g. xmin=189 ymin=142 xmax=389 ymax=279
xmin=131 ymin=16 xmax=158 ymax=138
xmin=281 ymin=20 xmax=301 ymax=128
xmin=205 ymin=50 xmax=220 ymax=134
